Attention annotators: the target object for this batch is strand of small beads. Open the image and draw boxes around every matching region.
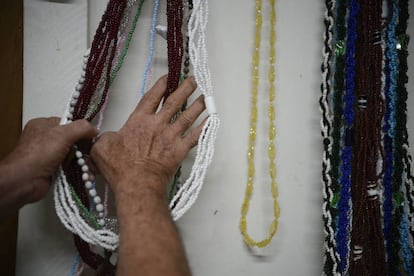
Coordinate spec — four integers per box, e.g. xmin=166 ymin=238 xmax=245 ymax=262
xmin=382 ymin=1 xmax=398 ymax=272
xmin=336 ymin=0 xmax=359 ymax=273
xmin=329 ymin=2 xmax=348 ymax=274
xmin=169 ymin=0 xmax=193 ymax=202
xmin=349 ymin=0 xmax=386 ymax=274
xmin=320 ymin=0 xmax=341 ymax=273
xmin=140 ymin=0 xmax=160 ymax=96
xmin=169 ymin=0 xmax=220 ymax=220
xmin=239 ymin=0 xmax=280 ymax=248
xmin=329 ymin=1 xmax=349 ymax=274
xmin=165 ymin=0 xmax=184 ymax=99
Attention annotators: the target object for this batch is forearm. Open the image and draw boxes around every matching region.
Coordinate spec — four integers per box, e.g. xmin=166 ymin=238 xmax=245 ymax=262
xmin=0 ymin=157 xmax=33 ymax=218
xmin=115 ymin=177 xmax=191 ymax=276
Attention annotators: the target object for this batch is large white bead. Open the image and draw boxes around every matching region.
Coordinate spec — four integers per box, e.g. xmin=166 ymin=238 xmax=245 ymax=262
xmin=85 ymin=181 xmax=93 ymax=189
xmin=93 ymin=196 xmax=101 ymax=204
xmin=77 ymin=158 xmax=85 ymax=166
xmin=89 ymin=189 xmax=97 ymax=197
xmin=72 ymin=91 xmax=80 ymax=99
xmin=98 ymin=219 xmax=105 ymax=226
xmin=82 ymin=172 xmax=89 ymax=181
xmin=75 ymin=151 xmax=83 ymax=158
xmin=96 ymin=204 xmax=104 ymax=212
xmin=81 ymin=165 xmax=89 ymax=172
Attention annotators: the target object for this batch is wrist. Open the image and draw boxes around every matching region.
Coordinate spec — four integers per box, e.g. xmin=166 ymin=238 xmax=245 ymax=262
xmin=0 ymin=151 xmax=49 ymax=204
xmin=111 ymin=165 xmax=170 ymax=195
xmin=0 ymin=157 xmax=34 ymax=214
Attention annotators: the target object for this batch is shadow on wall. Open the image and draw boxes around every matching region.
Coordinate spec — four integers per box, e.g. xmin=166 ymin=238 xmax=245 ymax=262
xmin=37 ymin=0 xmax=75 ymax=3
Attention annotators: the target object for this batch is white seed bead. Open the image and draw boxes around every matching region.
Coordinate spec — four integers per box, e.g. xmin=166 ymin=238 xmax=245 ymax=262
xmin=72 ymin=91 xmax=80 ymax=99
xmin=78 ymin=77 xmax=85 ymax=84
xmin=96 ymin=204 xmax=104 ymax=212
xmin=81 ymin=71 xmax=86 ymax=78
xmin=82 ymin=63 xmax=87 ymax=71
xmin=67 ymin=114 xmax=73 ymax=120
xmin=75 ymin=84 xmax=83 ymax=92
xmin=81 ymin=165 xmax=89 ymax=172
xmin=93 ymin=196 xmax=101 ymax=204
xmin=85 ymin=181 xmax=93 ymax=189
xmin=83 ymin=49 xmax=90 ymax=58
xmin=70 ymin=99 xmax=77 ymax=107
xmin=77 ymin=158 xmax=85 ymax=166
xmin=82 ymin=172 xmax=89 ymax=181
xmin=89 ymin=189 xmax=97 ymax=197
xmin=98 ymin=219 xmax=105 ymax=226
xmin=69 ymin=107 xmax=75 ymax=113
xmin=75 ymin=151 xmax=83 ymax=158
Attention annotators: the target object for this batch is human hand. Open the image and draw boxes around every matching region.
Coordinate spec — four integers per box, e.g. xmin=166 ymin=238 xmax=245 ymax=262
xmin=2 ymin=117 xmax=98 ymax=204
xmin=91 ymin=76 xmax=206 ymax=196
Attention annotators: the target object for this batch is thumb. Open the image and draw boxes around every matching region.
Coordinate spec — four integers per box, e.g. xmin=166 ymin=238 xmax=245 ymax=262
xmin=60 ymin=119 xmax=99 ymax=145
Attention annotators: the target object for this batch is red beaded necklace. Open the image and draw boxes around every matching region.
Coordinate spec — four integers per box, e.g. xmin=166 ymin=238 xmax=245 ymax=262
xmin=74 ymin=0 xmax=126 ymax=121
xmin=165 ymin=0 xmax=184 ymax=98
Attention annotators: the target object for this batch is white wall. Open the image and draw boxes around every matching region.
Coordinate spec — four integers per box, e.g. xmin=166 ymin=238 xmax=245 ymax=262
xmin=17 ymin=0 xmax=414 ymax=275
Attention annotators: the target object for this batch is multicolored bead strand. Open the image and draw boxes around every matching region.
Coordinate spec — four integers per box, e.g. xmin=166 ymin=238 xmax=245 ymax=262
xmin=336 ymin=0 xmax=359 ymax=273
xmin=320 ymin=0 xmax=341 ymax=274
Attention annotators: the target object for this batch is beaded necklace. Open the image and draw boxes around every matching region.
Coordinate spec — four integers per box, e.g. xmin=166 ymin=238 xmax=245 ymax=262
xmin=169 ymin=0 xmax=220 ymax=221
xmin=382 ymin=1 xmax=398 ymax=272
xmin=165 ymin=0 xmax=184 ymax=99
xmin=349 ymin=1 xmax=386 ymax=274
xmin=336 ymin=0 xmax=359 ymax=273
xmin=140 ymin=0 xmax=160 ymax=96
xmin=320 ymin=0 xmax=341 ymax=273
xmin=239 ymin=0 xmax=279 ymax=248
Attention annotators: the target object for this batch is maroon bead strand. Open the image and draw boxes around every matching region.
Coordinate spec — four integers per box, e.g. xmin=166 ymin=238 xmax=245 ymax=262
xmin=165 ymin=0 xmax=184 ymax=99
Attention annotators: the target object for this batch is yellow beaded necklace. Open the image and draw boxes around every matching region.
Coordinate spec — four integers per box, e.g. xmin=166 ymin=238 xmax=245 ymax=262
xmin=239 ymin=0 xmax=280 ymax=248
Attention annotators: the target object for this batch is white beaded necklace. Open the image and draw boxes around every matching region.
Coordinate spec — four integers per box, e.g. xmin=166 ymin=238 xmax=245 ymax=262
xmin=169 ymin=0 xmax=220 ymax=220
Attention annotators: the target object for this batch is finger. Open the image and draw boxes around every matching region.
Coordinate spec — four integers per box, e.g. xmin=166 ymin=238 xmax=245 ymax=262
xmin=171 ymin=95 xmax=205 ymax=134
xmin=182 ymin=117 xmax=208 ymax=150
xmin=134 ymin=75 xmax=168 ymax=114
xmin=159 ymin=77 xmax=197 ymax=121
xmin=61 ymin=119 xmax=99 ymax=145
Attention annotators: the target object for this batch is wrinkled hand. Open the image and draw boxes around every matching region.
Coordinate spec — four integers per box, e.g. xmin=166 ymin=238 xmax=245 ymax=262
xmin=91 ymin=76 xmax=206 ymax=195
xmin=5 ymin=117 xmax=98 ymax=202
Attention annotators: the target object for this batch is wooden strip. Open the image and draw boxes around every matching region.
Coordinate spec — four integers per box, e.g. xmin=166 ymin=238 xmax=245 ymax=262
xmin=0 ymin=0 xmax=23 ymax=275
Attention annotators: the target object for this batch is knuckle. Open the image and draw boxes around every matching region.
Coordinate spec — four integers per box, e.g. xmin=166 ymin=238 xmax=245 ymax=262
xmin=178 ymin=113 xmax=192 ymax=128
xmin=75 ymin=119 xmax=91 ymax=130
xmin=25 ymin=118 xmax=41 ymax=129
